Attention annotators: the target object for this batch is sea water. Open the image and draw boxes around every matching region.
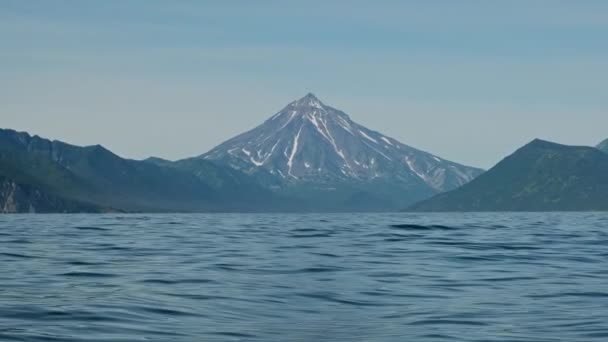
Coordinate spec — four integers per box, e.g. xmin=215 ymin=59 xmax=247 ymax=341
xmin=1 ymin=213 xmax=607 ymax=341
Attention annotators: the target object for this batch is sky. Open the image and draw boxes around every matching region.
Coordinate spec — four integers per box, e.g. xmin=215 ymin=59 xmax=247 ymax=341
xmin=1 ymin=0 xmax=607 ymax=169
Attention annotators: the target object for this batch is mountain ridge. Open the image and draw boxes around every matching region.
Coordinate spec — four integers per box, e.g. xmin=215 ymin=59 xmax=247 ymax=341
xmin=0 ymin=128 xmax=279 ymax=212
xmin=409 ymin=138 xmax=608 ymax=211
xmin=598 ymin=138 xmax=608 ymax=153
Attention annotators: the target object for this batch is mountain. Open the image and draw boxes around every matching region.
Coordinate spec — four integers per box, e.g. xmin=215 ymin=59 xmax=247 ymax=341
xmin=0 ymin=128 xmax=274 ymax=212
xmin=0 ymin=176 xmax=107 ymax=213
xmin=199 ymin=93 xmax=483 ymax=210
xmin=598 ymin=139 xmax=608 ymax=153
xmin=409 ymin=139 xmax=608 ymax=211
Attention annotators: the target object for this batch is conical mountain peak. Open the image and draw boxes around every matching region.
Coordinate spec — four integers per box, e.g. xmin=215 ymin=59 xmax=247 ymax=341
xmin=301 ymin=92 xmax=320 ymax=102
xmin=290 ymin=92 xmax=326 ymax=110
xmin=202 ymin=94 xmax=484 ymax=204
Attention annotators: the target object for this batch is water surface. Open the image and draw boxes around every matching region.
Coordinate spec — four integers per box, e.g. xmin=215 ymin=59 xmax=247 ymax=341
xmin=1 ymin=213 xmax=608 ymax=341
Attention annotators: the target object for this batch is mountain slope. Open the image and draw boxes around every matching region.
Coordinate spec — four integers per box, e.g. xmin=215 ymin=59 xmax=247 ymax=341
xmin=199 ymin=93 xmax=483 ymax=210
xmin=598 ymin=138 xmax=608 ymax=153
xmin=409 ymin=139 xmax=608 ymax=211
xmin=0 ymin=128 xmax=274 ymax=212
xmin=0 ymin=176 xmax=106 ymax=213
xmin=144 ymin=156 xmax=287 ymax=211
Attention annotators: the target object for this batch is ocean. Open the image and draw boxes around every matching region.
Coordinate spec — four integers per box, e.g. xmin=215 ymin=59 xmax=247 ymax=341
xmin=1 ymin=213 xmax=607 ymax=341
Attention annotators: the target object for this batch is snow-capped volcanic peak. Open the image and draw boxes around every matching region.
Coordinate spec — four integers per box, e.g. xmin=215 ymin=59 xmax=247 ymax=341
xmin=202 ymin=93 xmax=482 ymax=192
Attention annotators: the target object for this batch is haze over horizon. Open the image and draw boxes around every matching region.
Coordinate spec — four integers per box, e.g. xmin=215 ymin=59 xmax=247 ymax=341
xmin=2 ymin=1 xmax=607 ymax=169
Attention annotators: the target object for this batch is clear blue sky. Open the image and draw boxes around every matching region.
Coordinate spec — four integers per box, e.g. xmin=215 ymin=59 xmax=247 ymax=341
xmin=2 ymin=0 xmax=607 ymax=168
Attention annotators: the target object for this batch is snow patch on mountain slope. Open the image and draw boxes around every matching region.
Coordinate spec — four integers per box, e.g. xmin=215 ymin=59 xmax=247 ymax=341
xmin=287 ymin=125 xmax=303 ymax=178
xmin=381 ymin=136 xmax=393 ymax=146
xmin=359 ymin=129 xmax=378 ymax=144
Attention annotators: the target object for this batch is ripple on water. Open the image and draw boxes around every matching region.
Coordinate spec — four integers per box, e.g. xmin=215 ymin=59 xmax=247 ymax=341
xmin=1 ymin=252 xmax=39 ymax=259
xmin=389 ymin=223 xmax=457 ymax=230
xmin=58 ymin=272 xmax=118 ymax=278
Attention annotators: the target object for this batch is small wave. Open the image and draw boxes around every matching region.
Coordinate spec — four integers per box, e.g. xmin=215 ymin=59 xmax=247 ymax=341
xmin=409 ymin=319 xmax=488 ymax=326
xmin=5 ymin=238 xmax=32 ymax=244
xmin=528 ymin=291 xmax=608 ymax=299
xmin=0 ymin=252 xmax=38 ymax=259
xmin=64 ymin=260 xmax=106 ymax=266
xmin=480 ymin=276 xmax=537 ymax=282
xmin=311 ymin=252 xmax=341 ymax=258
xmin=87 ymin=245 xmax=133 ymax=251
xmin=390 ymin=224 xmax=456 ymax=230
xmin=75 ymin=226 xmax=109 ymax=231
xmin=214 ymin=331 xmax=257 ymax=338
xmin=291 ymin=233 xmax=333 ymax=238
xmin=434 ymin=241 xmax=542 ymax=251
xmin=135 ymin=306 xmax=200 ymax=317
xmin=138 ymin=278 xmax=215 ymax=285
xmin=298 ymin=266 xmax=343 ymax=273
xmin=291 ymin=228 xmax=318 ymax=232
xmin=161 ymin=293 xmax=235 ymax=301
xmin=59 ymin=271 xmax=117 ymax=278
xmin=297 ymin=292 xmax=391 ymax=307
